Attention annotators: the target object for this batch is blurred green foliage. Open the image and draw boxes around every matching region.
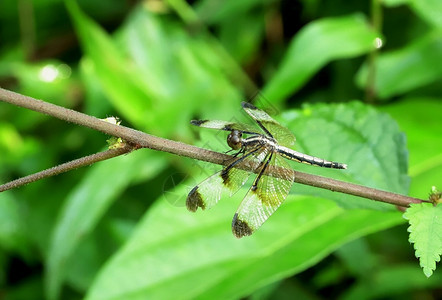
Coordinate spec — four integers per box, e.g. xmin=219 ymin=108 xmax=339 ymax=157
xmin=0 ymin=0 xmax=441 ymax=299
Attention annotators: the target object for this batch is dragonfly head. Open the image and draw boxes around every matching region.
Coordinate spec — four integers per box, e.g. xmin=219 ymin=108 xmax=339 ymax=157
xmin=227 ymin=130 xmax=242 ymax=150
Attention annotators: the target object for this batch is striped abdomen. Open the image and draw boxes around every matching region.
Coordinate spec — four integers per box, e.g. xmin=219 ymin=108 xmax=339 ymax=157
xmin=277 ymin=146 xmax=347 ymax=169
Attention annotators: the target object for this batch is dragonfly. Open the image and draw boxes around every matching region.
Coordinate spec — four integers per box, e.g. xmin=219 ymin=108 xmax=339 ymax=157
xmin=187 ymin=101 xmax=347 ymax=238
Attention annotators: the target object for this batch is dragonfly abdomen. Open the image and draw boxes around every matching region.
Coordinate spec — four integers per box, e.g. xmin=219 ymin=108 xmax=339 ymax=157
xmin=277 ymin=146 xmax=347 ymax=169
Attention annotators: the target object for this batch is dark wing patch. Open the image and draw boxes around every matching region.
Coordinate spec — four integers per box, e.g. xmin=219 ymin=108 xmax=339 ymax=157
xmin=186 ymin=145 xmax=267 ymax=214
xmin=190 ymin=119 xmax=209 ymax=126
xmin=186 ymin=170 xmax=232 ymax=212
xmin=186 ymin=159 xmax=254 ymax=213
xmin=186 ymin=186 xmax=205 ymax=211
xmin=232 ymin=153 xmax=295 ymax=238
xmin=241 ymin=102 xmax=258 ymax=110
xmin=232 ymin=213 xmax=253 ymax=238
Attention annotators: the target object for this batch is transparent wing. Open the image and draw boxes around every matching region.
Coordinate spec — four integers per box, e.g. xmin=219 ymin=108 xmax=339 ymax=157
xmin=186 ymin=146 xmax=267 ymax=212
xmin=232 ymin=153 xmax=295 ymax=238
xmin=241 ymin=102 xmax=296 ymax=147
xmin=191 ymin=119 xmax=260 ymax=135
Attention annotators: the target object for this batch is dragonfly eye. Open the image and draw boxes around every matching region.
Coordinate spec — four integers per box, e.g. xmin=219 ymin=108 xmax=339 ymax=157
xmin=227 ymin=130 xmax=242 ymax=150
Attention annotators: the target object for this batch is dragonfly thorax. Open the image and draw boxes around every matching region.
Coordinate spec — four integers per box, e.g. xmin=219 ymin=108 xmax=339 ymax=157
xmin=228 ymin=130 xmax=277 ymax=151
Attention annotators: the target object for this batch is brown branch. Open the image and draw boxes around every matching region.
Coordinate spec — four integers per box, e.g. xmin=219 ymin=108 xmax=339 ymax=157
xmin=294 ymin=171 xmax=424 ymax=207
xmin=0 ymin=87 xmax=208 ymax=161
xmin=0 ymin=88 xmax=425 ymax=207
xmin=0 ymin=144 xmax=134 ymax=192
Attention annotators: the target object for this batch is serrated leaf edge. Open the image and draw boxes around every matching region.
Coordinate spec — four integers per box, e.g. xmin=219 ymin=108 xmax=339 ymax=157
xmin=403 ymin=203 xmax=442 ymax=277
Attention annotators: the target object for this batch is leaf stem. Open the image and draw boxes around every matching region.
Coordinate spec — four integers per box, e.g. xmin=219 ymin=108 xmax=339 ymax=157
xmin=0 ymin=88 xmax=425 ymax=207
xmin=365 ymin=0 xmax=383 ymax=103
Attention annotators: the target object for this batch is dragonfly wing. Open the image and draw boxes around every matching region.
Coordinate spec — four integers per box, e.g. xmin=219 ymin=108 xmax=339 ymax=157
xmin=232 ymin=152 xmax=295 ymax=238
xmin=187 ymin=170 xmax=224 ymax=212
xmin=241 ymin=102 xmax=296 ymax=147
xmin=186 ymin=146 xmax=266 ymax=212
xmin=191 ymin=119 xmax=260 ymax=135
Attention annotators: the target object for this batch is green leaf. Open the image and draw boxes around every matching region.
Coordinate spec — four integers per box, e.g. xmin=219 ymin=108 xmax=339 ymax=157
xmin=281 ymin=101 xmax=409 ymax=209
xmin=195 ymin=0 xmax=275 ymax=24
xmin=2 ymin=276 xmax=45 ymax=300
xmin=379 ymin=98 xmax=442 ymax=198
xmin=66 ymin=0 xmax=155 ymax=129
xmin=217 ymin=10 xmax=265 ymax=64
xmin=383 ymin=0 xmax=442 ymax=28
xmin=382 ymin=0 xmax=409 ymax=5
xmin=68 ymin=0 xmax=241 ymax=136
xmin=356 ymin=32 xmax=442 ymax=99
xmin=409 ymin=0 xmax=442 ymax=29
xmin=0 ymin=123 xmax=39 ymax=165
xmin=45 ymin=151 xmax=166 ymax=300
xmin=6 ymin=60 xmax=75 ymax=109
xmin=86 ymin=192 xmax=403 ymax=300
xmin=118 ymin=8 xmax=238 ymax=134
xmin=403 ymin=203 xmax=442 ymax=277
xmin=341 ymin=263 xmax=442 ymax=300
xmin=334 ymin=238 xmax=375 ymax=277
xmin=84 ymin=102 xmax=406 ymax=299
xmin=263 ymin=14 xmax=378 ymax=104
xmin=0 ymin=192 xmax=31 ymax=258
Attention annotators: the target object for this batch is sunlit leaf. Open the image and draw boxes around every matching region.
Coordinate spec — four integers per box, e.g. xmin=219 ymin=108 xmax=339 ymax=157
xmin=66 ymin=0 xmax=154 ymax=128
xmin=86 ymin=191 xmax=403 ymax=300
